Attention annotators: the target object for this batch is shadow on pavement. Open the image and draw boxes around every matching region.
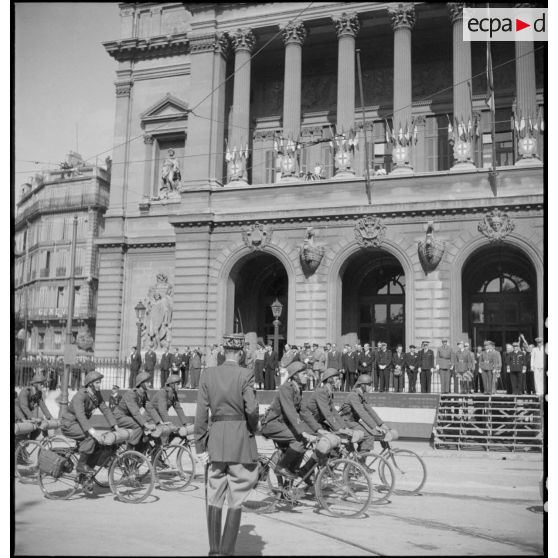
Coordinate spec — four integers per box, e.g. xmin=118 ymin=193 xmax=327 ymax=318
xmin=236 ymin=524 xmax=266 ymax=556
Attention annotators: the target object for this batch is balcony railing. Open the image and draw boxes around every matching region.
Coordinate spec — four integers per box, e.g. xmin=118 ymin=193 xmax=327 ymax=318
xmin=27 ymin=306 xmax=94 ymax=320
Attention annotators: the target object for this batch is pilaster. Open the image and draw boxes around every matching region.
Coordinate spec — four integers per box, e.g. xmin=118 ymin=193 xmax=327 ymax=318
xmin=143 ymin=135 xmax=155 ymax=197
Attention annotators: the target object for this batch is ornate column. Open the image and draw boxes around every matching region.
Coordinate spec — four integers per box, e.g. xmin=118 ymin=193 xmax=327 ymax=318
xmin=278 ymin=21 xmax=307 ymax=182
xmin=332 ymin=12 xmax=360 ymax=178
xmin=143 ymin=135 xmax=154 ymax=198
xmin=388 ymin=3 xmax=415 ymax=175
xmin=448 ymin=3 xmax=476 ymax=171
xmin=514 ymin=5 xmax=542 ymax=166
xmin=227 ymin=28 xmax=256 ymax=185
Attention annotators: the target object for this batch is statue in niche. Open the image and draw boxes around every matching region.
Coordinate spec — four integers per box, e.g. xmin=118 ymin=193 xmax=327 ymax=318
xmin=142 ymin=273 xmax=174 ymax=350
xmin=160 ymin=149 xmax=181 ymax=196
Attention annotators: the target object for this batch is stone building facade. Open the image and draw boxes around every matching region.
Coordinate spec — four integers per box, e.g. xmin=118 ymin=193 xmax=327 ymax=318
xmin=14 ymin=153 xmax=111 ymax=355
xmin=97 ymin=2 xmax=545 ymax=358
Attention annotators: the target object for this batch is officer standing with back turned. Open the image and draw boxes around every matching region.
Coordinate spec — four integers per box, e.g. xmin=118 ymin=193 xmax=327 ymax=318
xmin=194 ymin=334 xmax=259 ymax=556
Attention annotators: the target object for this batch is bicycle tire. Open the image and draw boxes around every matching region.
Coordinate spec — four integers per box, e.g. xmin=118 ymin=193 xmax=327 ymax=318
xmin=15 ymin=439 xmax=43 ymax=483
xmin=315 ymin=458 xmax=372 ymax=518
xmin=109 ymin=450 xmax=154 ymax=503
xmin=154 ymin=444 xmax=195 ymax=491
xmin=382 ymin=449 xmax=426 ymax=495
xmin=241 ymin=457 xmax=278 ymax=514
xmin=356 ymin=450 xmax=396 ymax=505
xmin=38 ymin=450 xmax=79 ymax=500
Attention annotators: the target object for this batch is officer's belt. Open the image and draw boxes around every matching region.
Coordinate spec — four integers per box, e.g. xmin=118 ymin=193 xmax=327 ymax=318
xmin=211 ymin=414 xmax=245 ymax=422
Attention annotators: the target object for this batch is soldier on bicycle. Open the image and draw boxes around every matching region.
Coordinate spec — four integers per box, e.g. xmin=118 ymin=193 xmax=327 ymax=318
xmin=338 ymin=374 xmax=393 ymax=451
xmin=17 ymin=372 xmax=53 ymax=440
xmin=113 ymin=372 xmax=158 ymax=451
xmin=60 ymin=371 xmax=123 ymax=474
xmin=260 ymin=361 xmax=317 ymax=479
xmin=146 ymin=373 xmax=194 ymax=436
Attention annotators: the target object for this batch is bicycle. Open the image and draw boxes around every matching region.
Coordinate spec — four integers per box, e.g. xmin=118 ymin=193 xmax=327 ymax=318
xmin=14 ymin=419 xmax=75 ymax=483
xmin=140 ymin=423 xmax=196 ymax=491
xmin=37 ymin=428 xmax=155 ymax=503
xmin=242 ymin=436 xmax=372 ymax=518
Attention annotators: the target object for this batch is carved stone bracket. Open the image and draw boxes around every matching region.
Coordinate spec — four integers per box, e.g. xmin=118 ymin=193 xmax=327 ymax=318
xmin=231 ymin=28 xmax=256 ymax=53
xmin=478 ymin=208 xmax=515 ymax=242
xmin=354 ymin=216 xmax=387 ymax=248
xmin=332 ymin=12 xmax=360 ymax=38
xmin=418 ymin=221 xmax=445 ymax=275
xmin=143 ymin=135 xmax=154 ymax=145
xmin=299 ymin=227 xmax=326 ymax=277
xmin=242 ymin=222 xmax=272 ymax=251
xmin=281 ymin=21 xmax=307 ymax=46
xmin=115 ymin=81 xmax=133 ymax=98
xmin=447 ymin=3 xmax=466 ymax=24
xmin=388 ymin=3 xmax=416 ymax=31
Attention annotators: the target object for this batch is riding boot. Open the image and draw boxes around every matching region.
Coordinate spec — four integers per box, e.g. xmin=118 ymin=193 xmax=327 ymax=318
xmin=207 ymin=505 xmax=222 ymax=556
xmin=220 ymin=507 xmax=242 ymax=556
xmin=274 ymin=448 xmax=302 ymax=479
xmin=77 ymin=453 xmax=94 ymax=474
xmin=297 ymin=457 xmax=318 ymax=485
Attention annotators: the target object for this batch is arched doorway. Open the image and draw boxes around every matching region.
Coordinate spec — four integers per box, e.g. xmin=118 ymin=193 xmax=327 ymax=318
xmin=229 ymin=253 xmax=288 ymax=350
xmin=341 ymin=250 xmax=405 ymax=349
xmin=462 ymin=245 xmax=537 ymax=349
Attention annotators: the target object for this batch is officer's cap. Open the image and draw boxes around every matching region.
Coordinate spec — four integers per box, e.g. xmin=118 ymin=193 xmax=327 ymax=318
xmin=223 ymin=334 xmax=244 ymax=351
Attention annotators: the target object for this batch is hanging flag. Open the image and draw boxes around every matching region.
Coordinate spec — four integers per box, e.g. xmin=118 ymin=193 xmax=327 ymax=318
xmin=385 ymin=120 xmax=391 ymax=143
xmin=485 ymin=42 xmax=495 ymax=113
xmin=413 ymin=124 xmax=418 ymax=144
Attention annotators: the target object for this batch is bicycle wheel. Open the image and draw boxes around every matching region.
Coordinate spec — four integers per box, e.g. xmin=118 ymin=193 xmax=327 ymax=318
xmin=109 ymin=450 xmax=154 ymax=503
xmin=38 ymin=451 xmax=80 ymax=500
xmin=154 ymin=444 xmax=195 ymax=490
xmin=241 ymin=457 xmax=278 ymax=514
xmin=383 ymin=449 xmax=427 ymax=495
xmin=15 ymin=439 xmax=43 ymax=483
xmin=315 ymin=458 xmax=372 ymax=518
xmin=357 ymin=451 xmax=395 ymax=504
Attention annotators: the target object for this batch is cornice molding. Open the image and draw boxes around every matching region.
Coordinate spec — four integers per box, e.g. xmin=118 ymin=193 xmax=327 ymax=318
xmin=103 ymin=33 xmax=189 ymax=62
xmin=115 ymin=81 xmax=133 ymax=98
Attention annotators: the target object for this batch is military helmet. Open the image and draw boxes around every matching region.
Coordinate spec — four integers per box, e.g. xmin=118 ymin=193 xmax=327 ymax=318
xmin=165 ymin=374 xmax=182 ymax=386
xmin=355 ymin=374 xmax=373 ymax=386
xmin=135 ymin=371 xmax=151 ymax=387
xmin=287 ymin=361 xmax=306 ymax=379
xmin=84 ymin=371 xmax=104 ymax=386
xmin=30 ymin=372 xmax=47 ymax=385
xmin=321 ymin=368 xmax=340 ymax=382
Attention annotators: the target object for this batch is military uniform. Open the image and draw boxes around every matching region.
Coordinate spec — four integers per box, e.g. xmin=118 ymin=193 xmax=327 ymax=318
xmin=339 ymin=389 xmax=384 ymax=451
xmin=392 ymin=351 xmax=405 ymax=392
xmin=301 ymin=385 xmax=347 ymax=433
xmin=113 ymin=388 xmax=157 ymax=445
xmin=376 ymin=346 xmax=393 ymax=392
xmin=417 ymin=345 xmax=435 ymax=393
xmin=160 ymin=350 xmax=171 ymax=388
xmin=452 ymin=346 xmax=474 ymax=393
xmin=194 ymin=338 xmax=260 ymax=557
xmin=342 ymin=349 xmax=358 ymax=391
xmin=404 ymin=349 xmax=419 ymax=393
xmin=148 ymin=385 xmax=189 ymax=426
xmin=507 ymin=349 xmax=527 ymax=394
xmin=358 ymin=349 xmax=376 ymax=388
xmin=61 ymin=387 xmax=117 ymax=455
xmin=437 ymin=343 xmax=454 ymax=394
xmin=18 ymin=385 xmax=52 ymax=440
xmin=479 ymin=346 xmax=500 ymax=394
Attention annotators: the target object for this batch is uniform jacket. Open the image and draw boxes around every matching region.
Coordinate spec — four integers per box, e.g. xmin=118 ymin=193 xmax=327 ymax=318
xmin=339 ymin=389 xmax=383 ymax=430
xmin=130 ymin=350 xmax=142 ymax=373
xmin=404 ymin=351 xmax=419 ymax=370
xmin=358 ymin=349 xmax=375 ymax=373
xmin=312 ymin=348 xmax=326 ymax=372
xmin=531 ymin=346 xmax=545 ymax=369
xmin=479 ymin=349 xmax=500 ymax=371
xmin=417 ymin=349 xmax=435 ymax=370
xmin=376 ymin=348 xmax=393 ymax=370
xmin=280 ymin=349 xmax=299 ymax=368
xmin=508 ymin=351 xmax=527 ymax=372
xmin=452 ymin=349 xmax=474 ymax=373
xmin=144 ymin=350 xmax=157 ymax=373
xmin=14 ymin=399 xmax=27 ymax=422
xmin=299 ymin=348 xmax=314 ymax=368
xmin=61 ymin=387 xmax=116 ymax=432
xmin=148 ymin=386 xmax=188 ymax=425
xmin=217 ymin=351 xmax=226 ymax=366
xmin=326 ymin=350 xmax=343 ymax=370
xmin=437 ymin=346 xmax=453 ymax=369
xmin=342 ymin=351 xmax=358 ymax=374
xmin=160 ymin=352 xmax=171 ymax=372
xmin=113 ymin=388 xmax=156 ymax=427
xmin=18 ymin=386 xmax=52 ymax=420
xmin=262 ymin=380 xmax=313 ymax=437
xmin=109 ymin=392 xmax=122 ymax=411
xmin=301 ymin=386 xmax=347 ymax=432
xmin=194 ymin=362 xmax=259 ymax=463
xmin=170 ymin=352 xmax=182 ymax=368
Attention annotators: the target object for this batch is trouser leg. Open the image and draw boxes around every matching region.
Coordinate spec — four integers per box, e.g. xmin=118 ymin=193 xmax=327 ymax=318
xmin=440 ymin=369 xmax=449 ymax=393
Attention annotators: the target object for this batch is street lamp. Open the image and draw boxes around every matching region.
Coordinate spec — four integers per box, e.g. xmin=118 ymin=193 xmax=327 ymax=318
xmin=135 ymin=300 xmax=146 ymax=351
xmin=270 ymin=298 xmax=283 ymax=354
